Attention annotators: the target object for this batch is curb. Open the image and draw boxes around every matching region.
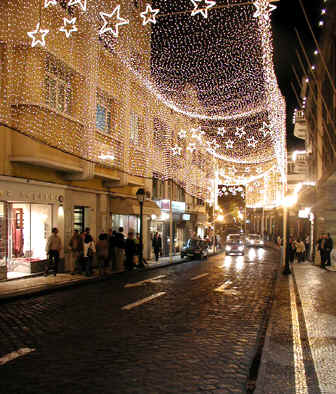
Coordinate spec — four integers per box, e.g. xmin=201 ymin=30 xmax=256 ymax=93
xmin=0 ymin=250 xmax=224 ymax=304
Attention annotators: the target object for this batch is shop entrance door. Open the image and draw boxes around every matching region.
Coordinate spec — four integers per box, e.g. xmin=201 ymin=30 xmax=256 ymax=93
xmin=0 ymin=202 xmax=7 ymax=280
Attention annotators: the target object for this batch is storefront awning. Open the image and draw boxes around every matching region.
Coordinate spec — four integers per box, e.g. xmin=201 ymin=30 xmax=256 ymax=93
xmin=110 ymin=198 xmax=161 ymax=216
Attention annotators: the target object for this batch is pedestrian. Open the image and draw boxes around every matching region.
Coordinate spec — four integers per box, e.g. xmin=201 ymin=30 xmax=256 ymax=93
xmin=108 ymin=229 xmax=117 ymax=270
xmin=83 ymin=228 xmax=95 ymax=276
xmin=115 ymin=227 xmax=125 ymax=271
xmin=325 ymin=233 xmax=333 ymax=267
xmin=304 ymin=234 xmax=310 ymax=260
xmin=288 ymin=237 xmax=296 ymax=263
xmin=69 ymin=229 xmax=83 ymax=275
xmin=125 ymin=230 xmax=137 ymax=271
xmin=152 ymin=232 xmax=162 ymax=262
xmin=96 ymin=232 xmax=109 ymax=276
xmin=317 ymin=233 xmax=327 ymax=269
xmin=45 ymin=227 xmax=62 ymax=276
xmin=295 ymin=239 xmax=306 ymax=262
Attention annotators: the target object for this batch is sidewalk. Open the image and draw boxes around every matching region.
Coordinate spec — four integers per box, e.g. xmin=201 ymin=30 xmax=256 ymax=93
xmin=0 ymin=252 xmax=217 ymax=303
xmin=256 ymin=260 xmax=336 ymax=393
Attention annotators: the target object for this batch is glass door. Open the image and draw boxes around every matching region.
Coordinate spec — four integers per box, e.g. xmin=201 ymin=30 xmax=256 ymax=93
xmin=0 ymin=202 xmax=7 ymax=280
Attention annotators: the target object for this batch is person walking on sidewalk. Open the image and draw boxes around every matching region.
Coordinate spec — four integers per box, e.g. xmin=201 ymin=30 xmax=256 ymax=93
xmin=115 ymin=227 xmax=125 ymax=272
xmin=317 ymin=233 xmax=327 ymax=269
xmin=108 ymin=229 xmax=117 ymax=270
xmin=125 ymin=230 xmax=137 ymax=271
xmin=45 ymin=227 xmax=62 ymax=276
xmin=96 ymin=233 xmax=109 ymax=276
xmin=325 ymin=233 xmax=333 ymax=267
xmin=295 ymin=239 xmax=306 ymax=262
xmin=83 ymin=229 xmax=95 ymax=276
xmin=69 ymin=229 xmax=83 ymax=275
xmin=152 ymin=232 xmax=162 ymax=262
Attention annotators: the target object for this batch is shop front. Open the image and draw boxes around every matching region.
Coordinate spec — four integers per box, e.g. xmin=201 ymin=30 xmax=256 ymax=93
xmin=0 ymin=180 xmax=65 ymax=280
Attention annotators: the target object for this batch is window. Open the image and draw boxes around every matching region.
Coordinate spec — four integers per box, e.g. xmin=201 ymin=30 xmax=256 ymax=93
xmin=130 ymin=111 xmax=145 ymax=146
xmin=45 ymin=56 xmax=72 ymax=114
xmin=96 ymin=93 xmax=118 ymax=134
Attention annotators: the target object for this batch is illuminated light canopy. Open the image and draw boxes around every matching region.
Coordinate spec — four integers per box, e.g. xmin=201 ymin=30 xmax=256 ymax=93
xmin=27 ymin=23 xmax=49 ymax=48
xmin=59 ymin=17 xmax=78 ymax=38
xmin=99 ymin=6 xmax=129 ymax=37
xmin=140 ymin=4 xmax=160 ymax=25
xmin=190 ymin=0 xmax=216 ymax=19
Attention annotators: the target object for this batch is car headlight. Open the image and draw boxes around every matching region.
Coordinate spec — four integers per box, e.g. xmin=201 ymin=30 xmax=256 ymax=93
xmin=239 ymin=246 xmax=244 ymax=251
xmin=226 ymin=246 xmax=231 ymax=251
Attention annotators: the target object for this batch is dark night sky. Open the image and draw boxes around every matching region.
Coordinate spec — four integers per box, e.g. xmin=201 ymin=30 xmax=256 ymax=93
xmin=271 ymin=0 xmax=323 ymax=150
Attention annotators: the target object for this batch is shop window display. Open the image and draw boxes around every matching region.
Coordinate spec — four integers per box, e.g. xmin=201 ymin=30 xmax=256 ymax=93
xmin=112 ymin=214 xmax=139 ymax=236
xmin=7 ymin=203 xmax=52 ymax=277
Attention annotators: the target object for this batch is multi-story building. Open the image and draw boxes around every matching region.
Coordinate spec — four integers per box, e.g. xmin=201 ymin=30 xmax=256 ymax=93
xmin=0 ymin=0 xmax=209 ymax=279
xmin=294 ymin=0 xmax=336 ymax=251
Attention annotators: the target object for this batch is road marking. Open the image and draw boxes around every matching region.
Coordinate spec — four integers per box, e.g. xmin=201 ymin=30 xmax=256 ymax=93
xmin=0 ymin=348 xmax=36 ymax=366
xmin=122 ymin=292 xmax=166 ymax=310
xmin=124 ymin=275 xmax=166 ymax=288
xmin=289 ymin=276 xmax=308 ymax=394
xmin=191 ymin=273 xmax=209 ymax=281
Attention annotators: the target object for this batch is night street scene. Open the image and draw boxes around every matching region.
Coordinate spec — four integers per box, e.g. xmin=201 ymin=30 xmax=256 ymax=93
xmin=0 ymin=0 xmax=336 ymax=393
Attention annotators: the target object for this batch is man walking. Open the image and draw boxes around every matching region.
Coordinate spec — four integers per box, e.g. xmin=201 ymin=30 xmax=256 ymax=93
xmin=115 ymin=227 xmax=125 ymax=271
xmin=152 ymin=232 xmax=162 ymax=262
xmin=45 ymin=227 xmax=62 ymax=276
xmin=325 ymin=233 xmax=333 ymax=267
xmin=69 ymin=229 xmax=83 ymax=274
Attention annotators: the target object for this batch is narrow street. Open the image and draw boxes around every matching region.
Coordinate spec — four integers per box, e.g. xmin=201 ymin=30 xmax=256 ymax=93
xmin=0 ymin=249 xmax=279 ymax=394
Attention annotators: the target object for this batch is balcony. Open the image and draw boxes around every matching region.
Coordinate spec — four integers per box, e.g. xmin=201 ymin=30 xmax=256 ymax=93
xmin=294 ymin=111 xmax=307 ymax=140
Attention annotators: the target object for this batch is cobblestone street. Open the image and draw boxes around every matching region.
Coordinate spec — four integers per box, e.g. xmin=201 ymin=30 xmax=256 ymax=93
xmin=0 ymin=249 xmax=279 ymax=393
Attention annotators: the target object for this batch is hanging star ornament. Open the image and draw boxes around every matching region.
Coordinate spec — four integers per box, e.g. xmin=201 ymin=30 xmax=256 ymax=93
xmin=206 ymin=139 xmax=219 ymax=154
xmin=178 ymin=129 xmax=187 ymax=139
xmin=217 ymin=127 xmax=227 ymax=137
xmin=44 ymin=0 xmax=57 ymax=7
xmin=99 ymin=6 xmax=129 ymax=38
xmin=256 ymin=167 xmax=263 ymax=174
xmin=191 ymin=0 xmax=216 ymax=19
xmin=259 ymin=122 xmax=274 ymax=137
xmin=59 ymin=17 xmax=78 ymax=38
xmin=171 ymin=145 xmax=182 ymax=156
xmin=27 ymin=23 xmax=49 ymax=48
xmin=68 ymin=0 xmax=87 ymax=12
xmin=140 ymin=4 xmax=160 ymax=26
xmin=225 ymin=139 xmax=234 ymax=149
xmin=191 ymin=127 xmax=205 ymax=142
xmin=253 ymin=0 xmax=277 ymax=21
xmin=247 ymin=136 xmax=258 ymax=148
xmin=235 ymin=127 xmax=246 ymax=139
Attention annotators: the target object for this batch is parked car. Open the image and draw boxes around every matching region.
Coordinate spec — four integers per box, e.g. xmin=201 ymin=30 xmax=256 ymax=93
xmin=225 ymin=234 xmax=245 ymax=255
xmin=245 ymin=234 xmax=264 ymax=247
xmin=181 ymin=239 xmax=208 ymax=260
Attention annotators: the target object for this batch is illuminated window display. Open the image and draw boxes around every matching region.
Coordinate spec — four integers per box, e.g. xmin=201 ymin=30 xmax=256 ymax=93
xmin=0 ymin=203 xmax=6 ymax=269
xmin=112 ymin=214 xmax=139 ymax=236
xmin=7 ymin=203 xmax=52 ymax=276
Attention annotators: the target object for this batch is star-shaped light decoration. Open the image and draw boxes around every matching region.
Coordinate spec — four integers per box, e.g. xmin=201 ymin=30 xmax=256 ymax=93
xmin=178 ymin=129 xmax=187 ymax=139
xmin=253 ymin=0 xmax=277 ymax=21
xmin=256 ymin=167 xmax=263 ymax=174
xmin=27 ymin=23 xmax=49 ymax=48
xmin=225 ymin=139 xmax=234 ymax=149
xmin=171 ymin=145 xmax=182 ymax=156
xmin=99 ymin=6 xmax=129 ymax=38
xmin=140 ymin=4 xmax=160 ymax=25
xmin=191 ymin=127 xmax=205 ymax=142
xmin=59 ymin=17 xmax=78 ymax=38
xmin=247 ymin=136 xmax=258 ymax=148
xmin=68 ymin=0 xmax=87 ymax=12
xmin=206 ymin=139 xmax=220 ymax=155
xmin=235 ymin=126 xmax=246 ymax=139
xmin=259 ymin=121 xmax=274 ymax=137
xmin=191 ymin=0 xmax=216 ymax=19
xmin=44 ymin=0 xmax=57 ymax=7
xmin=187 ymin=143 xmax=197 ymax=153
xmin=217 ymin=127 xmax=227 ymax=137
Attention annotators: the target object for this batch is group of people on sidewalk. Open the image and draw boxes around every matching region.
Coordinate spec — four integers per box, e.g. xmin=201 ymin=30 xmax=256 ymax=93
xmin=45 ymin=226 xmax=148 ymax=277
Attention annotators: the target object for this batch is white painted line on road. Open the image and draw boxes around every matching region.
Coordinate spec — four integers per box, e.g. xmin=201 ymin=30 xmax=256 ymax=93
xmin=122 ymin=292 xmax=166 ymax=310
xmin=191 ymin=273 xmax=209 ymax=281
xmin=289 ymin=276 xmax=308 ymax=394
xmin=0 ymin=348 xmax=36 ymax=366
xmin=124 ymin=275 xmax=166 ymax=288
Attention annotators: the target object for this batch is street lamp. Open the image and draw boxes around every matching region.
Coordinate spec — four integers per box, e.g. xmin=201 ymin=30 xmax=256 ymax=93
xmin=136 ymin=188 xmax=145 ymax=268
xmin=282 ymin=194 xmax=298 ymax=275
